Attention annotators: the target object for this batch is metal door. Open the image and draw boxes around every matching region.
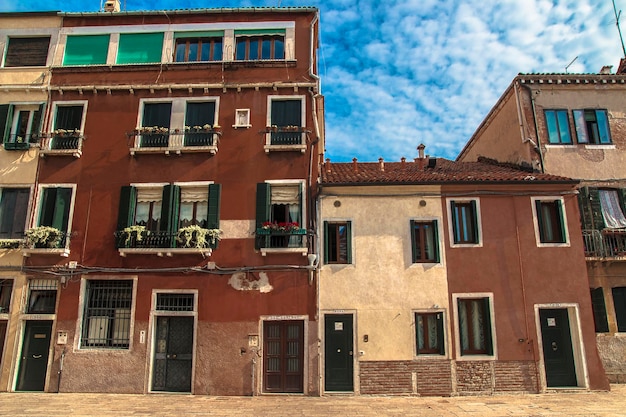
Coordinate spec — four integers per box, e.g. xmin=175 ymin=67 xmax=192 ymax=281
xmin=539 ymin=309 xmax=577 ymax=387
xmin=152 ymin=316 xmax=194 ymax=392
xmin=16 ymin=321 xmax=52 ymax=391
xmin=324 ymin=314 xmax=354 ymax=391
xmin=263 ymin=320 xmax=304 ymax=393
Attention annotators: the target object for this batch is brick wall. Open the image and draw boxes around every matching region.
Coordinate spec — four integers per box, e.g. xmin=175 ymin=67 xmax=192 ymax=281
xmin=359 ymin=360 xmax=453 ymax=396
xmin=456 ymin=360 xmax=539 ymax=395
xmin=494 ymin=361 xmax=539 ymax=392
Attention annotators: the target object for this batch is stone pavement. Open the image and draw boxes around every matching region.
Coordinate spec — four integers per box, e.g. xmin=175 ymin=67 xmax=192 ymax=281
xmin=1 ymin=385 xmax=625 ymax=417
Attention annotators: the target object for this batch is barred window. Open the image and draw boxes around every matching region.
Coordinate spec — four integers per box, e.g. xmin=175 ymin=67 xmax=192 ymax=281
xmin=27 ymin=279 xmax=57 ymax=314
xmin=81 ymin=280 xmax=133 ymax=349
xmin=156 ymin=293 xmax=194 ymax=312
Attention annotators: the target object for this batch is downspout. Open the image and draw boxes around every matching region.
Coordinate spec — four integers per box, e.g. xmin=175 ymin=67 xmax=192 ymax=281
xmin=520 ymin=83 xmax=545 ymax=173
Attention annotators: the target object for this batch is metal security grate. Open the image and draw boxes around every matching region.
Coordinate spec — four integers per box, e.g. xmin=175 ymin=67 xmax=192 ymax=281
xmin=156 ymin=293 xmax=195 ymax=312
xmin=81 ymin=280 xmax=133 ymax=349
xmin=26 ymin=279 xmax=58 ymax=314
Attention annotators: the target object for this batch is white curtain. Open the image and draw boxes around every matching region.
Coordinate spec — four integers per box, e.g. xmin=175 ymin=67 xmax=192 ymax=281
xmin=288 ymin=203 xmax=301 ymax=247
xmin=271 ymin=185 xmax=300 ymax=204
xmin=599 ymin=190 xmax=626 ymax=229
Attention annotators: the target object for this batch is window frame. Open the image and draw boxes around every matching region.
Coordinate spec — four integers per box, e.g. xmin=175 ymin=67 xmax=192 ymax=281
xmin=323 ymin=220 xmax=352 ymax=265
xmin=26 ymin=279 xmax=58 ymax=315
xmin=573 ymin=109 xmax=612 ymax=145
xmin=234 ymin=32 xmax=285 ymax=61
xmin=0 ymin=186 xmax=31 ymax=240
xmin=31 ymin=184 xmax=77 ymax=250
xmin=3 ymin=36 xmax=51 ymax=67
xmin=410 ymin=219 xmax=440 ymax=263
xmin=544 ymin=109 xmax=572 ymax=145
xmin=78 ymin=278 xmax=136 ymax=350
xmin=174 ymin=36 xmax=223 ymax=62
xmin=414 ymin=310 xmax=446 ymax=357
xmin=531 ymin=196 xmax=569 ymax=247
xmin=49 ymin=101 xmax=88 ymax=135
xmin=447 ymin=198 xmax=482 ymax=247
xmin=452 ymin=293 xmax=496 ymax=359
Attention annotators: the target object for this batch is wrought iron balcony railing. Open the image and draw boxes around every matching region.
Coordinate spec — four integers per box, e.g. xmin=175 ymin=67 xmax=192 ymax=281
xmin=582 ymin=229 xmax=626 ymax=259
xmin=115 ymin=230 xmax=217 ymax=256
xmin=127 ymin=129 xmax=221 ymax=156
xmin=39 ymin=133 xmax=84 ymax=158
xmin=3 ymin=133 xmax=38 ymax=150
xmin=255 ymin=228 xmax=307 ymax=249
xmin=263 ymin=126 xmax=309 ymax=153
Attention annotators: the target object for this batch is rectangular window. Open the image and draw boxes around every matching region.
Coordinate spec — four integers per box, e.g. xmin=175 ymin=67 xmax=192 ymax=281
xmin=26 ymin=279 xmax=58 ymax=314
xmin=4 ymin=37 xmax=50 ymax=67
xmin=450 ymin=200 xmax=479 ymax=244
xmin=534 ymin=199 xmax=566 ymax=244
xmin=415 ymin=312 xmax=445 ymax=355
xmin=184 ymin=101 xmax=217 ymax=147
xmin=63 ymin=34 xmax=110 ymax=65
xmin=117 ymin=33 xmax=164 ymax=64
xmin=0 ymin=104 xmax=44 ymax=149
xmin=573 ymin=109 xmax=611 ymax=144
xmin=324 ymin=221 xmax=351 ymax=264
xmin=545 ymin=109 xmax=572 ymax=144
xmin=81 ymin=280 xmax=133 ymax=349
xmin=457 ymin=297 xmax=493 ymax=355
xmin=613 ymin=287 xmax=626 ymax=332
xmin=0 ymin=280 xmax=13 ymax=313
xmin=156 ymin=293 xmax=195 ymax=312
xmin=235 ymin=30 xmax=285 ymax=60
xmin=53 ymin=105 xmax=84 ymax=132
xmin=269 ymin=98 xmax=303 ymax=146
xmin=140 ymin=102 xmax=171 ymax=148
xmin=174 ymin=32 xmax=223 ymax=62
xmin=0 ymin=188 xmax=30 ymax=240
xmin=411 ymin=220 xmax=439 ymax=263
xmin=590 ymin=288 xmax=609 ymax=333
xmin=38 ymin=187 xmax=72 ymax=234
xmin=255 ymin=182 xmax=305 ymax=249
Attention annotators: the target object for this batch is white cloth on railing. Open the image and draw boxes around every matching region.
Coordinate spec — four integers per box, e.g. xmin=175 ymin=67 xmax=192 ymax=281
xmin=599 ymin=189 xmax=626 ymax=229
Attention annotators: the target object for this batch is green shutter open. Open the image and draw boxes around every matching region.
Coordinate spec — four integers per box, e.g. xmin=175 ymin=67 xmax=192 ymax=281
xmin=116 ymin=186 xmax=136 ymax=230
xmin=207 ymin=184 xmax=221 ymax=230
xmin=64 ymin=34 xmax=110 ymax=65
xmin=255 ymin=183 xmax=270 ymax=249
xmin=436 ymin=312 xmax=445 ymax=355
xmin=590 ymin=288 xmax=609 ymax=333
xmin=535 ymin=200 xmax=545 ymax=241
xmin=483 ymin=298 xmax=494 ymax=355
xmin=469 ymin=200 xmax=478 ymax=243
xmin=160 ymin=185 xmax=179 ymax=235
xmin=117 ymin=33 xmax=164 ymax=64
xmin=555 ymin=200 xmax=566 ymax=243
xmin=410 ymin=220 xmax=417 ymax=262
xmin=0 ymin=104 xmax=11 ymax=143
xmin=433 ymin=220 xmax=440 ymax=262
xmin=323 ymin=221 xmax=330 ymax=264
xmin=345 ymin=221 xmax=352 ymax=264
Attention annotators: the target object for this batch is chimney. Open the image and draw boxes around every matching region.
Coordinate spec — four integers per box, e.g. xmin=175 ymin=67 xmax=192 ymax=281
xmin=352 ymin=158 xmax=358 ymax=173
xmin=103 ymin=0 xmax=121 ymax=12
xmin=325 ymin=158 xmax=331 ymax=173
xmin=600 ymin=65 xmax=613 ymax=74
xmin=416 ymin=144 xmax=426 ymax=169
xmin=378 ymin=157 xmax=384 ymax=172
xmin=401 ymin=156 xmax=406 ymax=167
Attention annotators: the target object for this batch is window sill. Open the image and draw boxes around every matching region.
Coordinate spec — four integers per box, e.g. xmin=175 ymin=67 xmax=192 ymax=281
xmin=260 ymin=247 xmax=308 ymax=257
xmin=537 ymin=242 xmax=570 ymax=248
xmin=414 ymin=354 xmax=448 ymax=360
xmin=585 ymin=144 xmax=615 ymax=149
xmin=263 ymin=144 xmax=307 ymax=154
xmin=39 ymin=149 xmax=82 ymax=158
xmin=118 ymin=247 xmax=212 ymax=257
xmin=456 ymin=354 xmax=496 ymax=361
xmin=22 ymin=248 xmax=70 ymax=257
xmin=130 ymin=145 xmax=218 ymax=156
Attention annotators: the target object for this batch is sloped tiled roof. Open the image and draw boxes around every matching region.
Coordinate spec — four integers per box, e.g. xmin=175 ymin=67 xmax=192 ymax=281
xmin=321 ymin=157 xmax=576 ymax=185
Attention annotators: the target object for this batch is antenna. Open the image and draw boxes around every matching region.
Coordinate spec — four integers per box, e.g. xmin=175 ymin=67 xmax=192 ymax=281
xmin=613 ymin=0 xmax=626 ymax=58
xmin=565 ymin=56 xmax=578 ymax=73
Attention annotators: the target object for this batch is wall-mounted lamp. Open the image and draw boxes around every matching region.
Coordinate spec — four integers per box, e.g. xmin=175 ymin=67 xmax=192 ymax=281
xmin=307 ymin=254 xmax=318 ymax=267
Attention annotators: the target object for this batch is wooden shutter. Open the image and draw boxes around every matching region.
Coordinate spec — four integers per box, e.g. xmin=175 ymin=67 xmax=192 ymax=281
xmin=535 ymin=199 xmax=546 ymax=241
xmin=54 ymin=188 xmax=72 ymax=232
xmin=432 ymin=220 xmax=440 ymax=262
xmin=206 ymin=184 xmax=221 ymax=229
xmin=450 ymin=201 xmax=459 ymax=243
xmin=116 ymin=186 xmax=137 ymax=230
xmin=578 ymin=187 xmax=604 ymax=230
xmin=0 ymin=189 xmax=29 ymax=239
xmin=410 ymin=220 xmax=418 ymax=262
xmin=436 ymin=312 xmax=445 ymax=355
xmin=38 ymin=188 xmax=57 ymax=227
xmin=5 ymin=37 xmax=50 ymax=67
xmin=0 ymin=104 xmax=11 ymax=143
xmin=160 ymin=185 xmax=180 ymax=234
xmin=482 ymin=298 xmax=494 ymax=356
xmin=590 ymin=288 xmax=609 ymax=333
xmin=323 ymin=221 xmax=330 ymax=264
xmin=555 ymin=199 xmax=566 ymax=243
xmin=31 ymin=104 xmax=45 ymax=142
xmin=345 ymin=221 xmax=352 ymax=264
xmin=469 ymin=200 xmax=479 ymax=243
xmin=255 ymin=183 xmax=270 ymax=249
xmin=612 ymin=288 xmax=626 ymax=332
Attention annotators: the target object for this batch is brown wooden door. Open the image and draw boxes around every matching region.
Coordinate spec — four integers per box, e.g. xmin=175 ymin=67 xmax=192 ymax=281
xmin=263 ymin=320 xmax=304 ymax=393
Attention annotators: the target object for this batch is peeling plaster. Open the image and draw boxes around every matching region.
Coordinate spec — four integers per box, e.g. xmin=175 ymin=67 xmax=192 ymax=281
xmin=228 ymin=272 xmax=273 ymax=293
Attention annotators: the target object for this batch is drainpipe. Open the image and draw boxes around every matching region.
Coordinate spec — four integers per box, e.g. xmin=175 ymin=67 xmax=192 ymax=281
xmin=56 ymin=347 xmax=66 ymax=393
xmin=520 ymin=83 xmax=546 ymax=173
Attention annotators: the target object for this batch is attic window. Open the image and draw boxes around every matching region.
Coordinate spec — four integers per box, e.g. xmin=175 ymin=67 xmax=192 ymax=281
xmin=4 ymin=37 xmax=50 ymax=67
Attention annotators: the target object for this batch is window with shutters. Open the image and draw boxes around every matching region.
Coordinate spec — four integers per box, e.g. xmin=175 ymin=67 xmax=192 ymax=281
xmin=63 ymin=34 xmax=110 ymax=65
xmin=235 ymin=30 xmax=285 ymax=60
xmin=40 ymin=102 xmax=87 ymax=157
xmin=0 ymin=104 xmax=45 ymax=150
xmin=116 ymin=32 xmax=164 ymax=64
xmin=573 ymin=109 xmax=611 ymax=144
xmin=447 ymin=199 xmax=481 ymax=246
xmin=415 ymin=311 xmax=445 ymax=356
xmin=590 ymin=288 xmax=609 ymax=333
xmin=264 ymin=96 xmax=306 ymax=152
xmin=255 ymin=181 xmax=307 ymax=253
xmin=4 ymin=37 xmax=50 ymax=67
xmin=532 ymin=197 xmax=568 ymax=245
xmin=612 ymin=287 xmax=626 ymax=333
xmin=453 ymin=294 xmax=495 ymax=357
xmin=116 ymin=183 xmax=221 ymax=255
xmin=25 ymin=185 xmax=75 ymax=251
xmin=411 ymin=220 xmax=439 ymax=263
xmin=323 ymin=221 xmax=351 ymax=264
xmin=0 ymin=188 xmax=30 ymax=242
xmin=579 ymin=187 xmax=626 ymax=257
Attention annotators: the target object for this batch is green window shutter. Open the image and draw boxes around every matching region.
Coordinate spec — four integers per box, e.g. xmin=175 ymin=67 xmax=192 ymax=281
xmin=117 ymin=33 xmax=164 ymax=64
xmin=31 ymin=103 xmax=45 ymax=142
xmin=0 ymin=104 xmax=11 ymax=143
xmin=436 ymin=312 xmax=445 ymax=355
xmin=590 ymin=288 xmax=609 ymax=333
xmin=457 ymin=299 xmax=466 ymax=354
xmin=555 ymin=200 xmax=566 ymax=243
xmin=433 ymin=220 xmax=440 ymax=262
xmin=323 ymin=221 xmax=330 ymax=264
xmin=450 ymin=201 xmax=459 ymax=243
xmin=483 ymin=298 xmax=494 ymax=356
xmin=297 ymin=182 xmax=304 ymax=225
xmin=345 ymin=221 xmax=352 ymax=264
xmin=39 ymin=188 xmax=56 ymax=227
xmin=470 ymin=200 xmax=479 ymax=243
xmin=207 ymin=184 xmax=221 ymax=229
xmin=535 ymin=199 xmax=545 ymax=241
xmin=410 ymin=220 xmax=418 ymax=262
xmin=255 ymin=183 xmax=270 ymax=249
xmin=116 ymin=186 xmax=136 ymax=230
xmin=63 ymin=34 xmax=110 ymax=65
xmin=617 ymin=189 xmax=626 ymax=221
xmin=40 ymin=187 xmax=71 ymax=232
xmin=160 ymin=185 xmax=180 ymax=235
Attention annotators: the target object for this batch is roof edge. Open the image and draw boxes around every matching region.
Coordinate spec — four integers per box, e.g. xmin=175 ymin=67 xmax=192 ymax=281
xmin=60 ymin=7 xmax=318 ymax=17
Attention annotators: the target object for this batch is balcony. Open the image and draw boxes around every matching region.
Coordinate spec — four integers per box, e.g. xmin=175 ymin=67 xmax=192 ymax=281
xmin=115 ymin=228 xmax=218 ymax=257
xmin=128 ymin=127 xmax=221 ymax=156
xmin=21 ymin=227 xmax=70 ymax=257
xmin=263 ymin=126 xmax=309 ymax=153
xmin=3 ymin=133 xmax=38 ymax=151
xmin=256 ymin=227 xmax=307 ymax=256
xmin=39 ymin=132 xmax=84 ymax=158
xmin=583 ymin=229 xmax=626 ymax=259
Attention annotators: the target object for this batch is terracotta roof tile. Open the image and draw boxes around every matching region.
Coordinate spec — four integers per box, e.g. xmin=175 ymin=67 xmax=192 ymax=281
xmin=320 ymin=158 xmax=575 ymax=185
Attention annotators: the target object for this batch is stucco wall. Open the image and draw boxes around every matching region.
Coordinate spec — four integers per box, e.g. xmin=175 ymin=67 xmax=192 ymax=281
xmin=319 ymin=185 xmax=448 ymax=361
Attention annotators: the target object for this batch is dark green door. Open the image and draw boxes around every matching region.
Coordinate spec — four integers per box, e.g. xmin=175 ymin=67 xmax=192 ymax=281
xmin=152 ymin=316 xmax=194 ymax=392
xmin=16 ymin=321 xmax=52 ymax=391
xmin=324 ymin=314 xmax=354 ymax=391
xmin=540 ymin=309 xmax=577 ymax=387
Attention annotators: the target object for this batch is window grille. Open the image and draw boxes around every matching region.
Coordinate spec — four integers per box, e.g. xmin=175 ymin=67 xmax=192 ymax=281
xmin=81 ymin=280 xmax=133 ymax=349
xmin=156 ymin=293 xmax=195 ymax=312
xmin=26 ymin=279 xmax=58 ymax=314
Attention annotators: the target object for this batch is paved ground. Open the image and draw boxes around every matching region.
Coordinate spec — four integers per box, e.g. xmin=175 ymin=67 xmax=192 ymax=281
xmin=0 ymin=385 xmax=625 ymax=416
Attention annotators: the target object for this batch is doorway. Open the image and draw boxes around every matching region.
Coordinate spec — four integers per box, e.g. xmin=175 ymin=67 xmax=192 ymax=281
xmin=263 ymin=320 xmax=304 ymax=393
xmin=324 ymin=314 xmax=354 ymax=392
xmin=539 ymin=308 xmax=577 ymax=387
xmin=16 ymin=321 xmax=52 ymax=391
xmin=151 ymin=316 xmax=194 ymax=392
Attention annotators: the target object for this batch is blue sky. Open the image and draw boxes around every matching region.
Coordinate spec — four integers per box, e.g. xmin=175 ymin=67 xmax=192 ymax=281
xmin=1 ymin=0 xmax=623 ymax=162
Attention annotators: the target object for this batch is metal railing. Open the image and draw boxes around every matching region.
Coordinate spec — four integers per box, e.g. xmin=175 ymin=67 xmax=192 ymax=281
xmin=3 ymin=133 xmax=37 ymax=150
xmin=582 ymin=229 xmax=626 ymax=258
xmin=128 ymin=130 xmax=220 ymax=149
xmin=115 ymin=230 xmax=218 ymax=250
xmin=255 ymin=228 xmax=307 ymax=249
xmin=39 ymin=134 xmax=84 ymax=154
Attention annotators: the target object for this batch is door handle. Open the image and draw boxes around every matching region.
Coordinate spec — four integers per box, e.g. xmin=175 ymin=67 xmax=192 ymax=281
xmin=551 ymin=341 xmax=558 ymax=352
xmin=349 ymin=351 xmax=353 ymax=356
xmin=32 ymin=354 xmax=42 ymax=359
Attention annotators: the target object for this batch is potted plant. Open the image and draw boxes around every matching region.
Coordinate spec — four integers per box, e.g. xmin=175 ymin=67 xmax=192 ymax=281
xmin=0 ymin=239 xmax=20 ymax=249
xmin=176 ymin=225 xmax=222 ymax=248
xmin=116 ymin=225 xmax=149 ymax=247
xmin=24 ymin=226 xmax=64 ymax=248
